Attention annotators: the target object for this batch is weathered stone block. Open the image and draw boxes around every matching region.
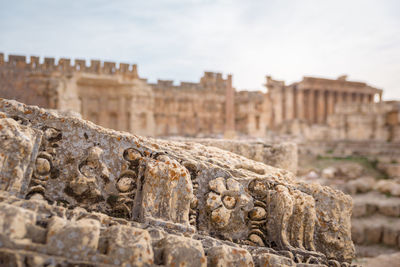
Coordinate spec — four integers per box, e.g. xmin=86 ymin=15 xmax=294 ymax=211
xmin=206 ymin=245 xmax=254 ymax=267
xmin=46 ymin=217 xmax=100 ymax=257
xmin=378 ymin=163 xmax=400 ymax=179
xmin=382 ymin=226 xmax=399 ymax=246
xmin=398 ymin=234 xmax=400 ymax=249
xmin=378 ymin=203 xmax=400 ymax=217
xmin=344 ymin=176 xmax=375 ymax=195
xmin=0 ymin=118 xmax=41 ymax=196
xmin=336 ymin=163 xmax=363 ymax=180
xmin=296 ymin=264 xmax=328 ymax=267
xmin=104 ymin=225 xmax=154 ymax=266
xmin=161 ymin=235 xmax=206 ymax=267
xmin=176 ymin=138 xmax=298 ymax=174
xmin=298 ymin=183 xmax=355 ymax=262
xmin=141 ymin=156 xmax=193 ymax=225
xmin=351 ymin=224 xmax=364 ymax=245
xmin=352 ymin=203 xmax=367 ymax=218
xmin=363 ymin=224 xmax=382 ymax=245
xmin=0 ymin=203 xmax=36 ymax=240
xmin=375 ymin=180 xmax=400 ymax=197
xmin=253 ymin=253 xmax=295 ymax=267
xmin=0 ymin=250 xmax=22 ymax=267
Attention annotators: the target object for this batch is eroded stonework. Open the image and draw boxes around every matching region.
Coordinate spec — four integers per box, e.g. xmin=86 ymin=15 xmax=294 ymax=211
xmin=0 ymin=99 xmax=357 ymax=266
xmin=169 ymin=138 xmax=298 ymax=173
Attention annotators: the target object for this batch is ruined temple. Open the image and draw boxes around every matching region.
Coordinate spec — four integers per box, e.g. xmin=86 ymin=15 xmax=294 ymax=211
xmin=265 ymin=75 xmax=383 ymax=128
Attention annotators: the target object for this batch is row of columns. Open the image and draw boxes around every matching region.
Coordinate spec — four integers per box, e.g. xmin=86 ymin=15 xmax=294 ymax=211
xmin=281 ymin=88 xmax=380 ymax=125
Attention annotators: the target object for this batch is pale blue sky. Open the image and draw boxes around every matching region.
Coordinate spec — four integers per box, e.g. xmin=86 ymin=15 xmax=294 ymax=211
xmin=0 ymin=0 xmax=399 ymax=99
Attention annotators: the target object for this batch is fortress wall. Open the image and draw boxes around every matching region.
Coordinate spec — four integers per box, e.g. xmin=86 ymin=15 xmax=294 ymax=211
xmin=0 ymin=53 xmax=242 ymax=138
xmin=76 ymin=77 xmax=155 ymax=136
xmin=0 ymin=53 xmax=138 ymax=77
xmin=150 ymin=72 xmax=232 ymax=137
xmin=0 ymin=53 xmax=149 ymax=134
xmin=0 ymin=54 xmax=61 ymax=109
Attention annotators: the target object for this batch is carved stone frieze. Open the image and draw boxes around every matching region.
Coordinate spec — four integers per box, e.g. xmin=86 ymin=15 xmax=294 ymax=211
xmin=0 ymin=99 xmax=357 ymax=266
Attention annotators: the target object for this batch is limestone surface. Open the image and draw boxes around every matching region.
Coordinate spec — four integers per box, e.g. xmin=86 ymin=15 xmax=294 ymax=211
xmin=0 ymin=99 xmax=356 ymax=266
xmin=169 ymin=137 xmax=298 ymax=174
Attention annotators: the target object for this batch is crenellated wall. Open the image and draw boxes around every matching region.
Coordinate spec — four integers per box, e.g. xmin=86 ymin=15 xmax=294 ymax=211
xmin=0 ymin=53 xmax=150 ymax=135
xmin=150 ymin=71 xmax=230 ymax=92
xmin=149 ymin=72 xmax=233 ymax=137
xmin=0 ymin=54 xmax=62 ymax=109
xmin=0 ymin=53 xmax=236 ymax=138
xmin=0 ymin=53 xmax=138 ymax=77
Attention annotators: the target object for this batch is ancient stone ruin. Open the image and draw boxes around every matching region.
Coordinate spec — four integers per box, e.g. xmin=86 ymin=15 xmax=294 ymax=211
xmin=2 ymin=53 xmax=398 ymax=142
xmin=0 ymin=98 xmax=357 ymax=266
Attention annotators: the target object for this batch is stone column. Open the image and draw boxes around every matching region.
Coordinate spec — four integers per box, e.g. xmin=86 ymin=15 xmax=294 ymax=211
xmin=342 ymin=92 xmax=348 ymax=103
xmin=366 ymin=94 xmax=371 ymax=103
xmin=362 ymin=94 xmax=368 ymax=104
xmin=327 ymin=91 xmax=335 ymax=117
xmin=285 ymin=87 xmax=294 ymax=120
xmin=334 ymin=91 xmax=339 ymax=113
xmin=271 ymin=89 xmax=283 ymax=127
xmin=347 ymin=92 xmax=356 ymax=104
xmin=359 ymin=93 xmax=364 ymax=103
xmin=317 ymin=90 xmax=325 ymax=124
xmin=264 ymin=94 xmax=273 ymax=128
xmin=281 ymin=88 xmax=286 ymax=121
xmin=355 ymin=92 xmax=360 ymax=103
xmin=347 ymin=92 xmax=355 ymax=104
xmin=348 ymin=92 xmax=353 ymax=103
xmin=297 ymin=89 xmax=305 ymax=120
xmin=355 ymin=93 xmax=361 ymax=103
xmin=307 ymin=90 xmax=315 ymax=124
xmin=224 ymin=74 xmax=235 ymax=138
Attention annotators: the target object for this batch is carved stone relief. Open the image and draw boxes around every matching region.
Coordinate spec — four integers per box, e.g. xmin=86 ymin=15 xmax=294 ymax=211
xmin=0 ymin=99 xmax=357 ymax=265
